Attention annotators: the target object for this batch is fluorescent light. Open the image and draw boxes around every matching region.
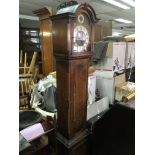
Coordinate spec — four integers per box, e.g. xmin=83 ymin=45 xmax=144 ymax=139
xmin=19 ymin=14 xmax=39 ymax=21
xmin=113 ymin=32 xmax=122 ymax=36
xmin=120 ymin=0 xmax=135 ymax=7
xmin=101 ymin=0 xmax=130 ymax=9
xmin=124 ymin=34 xmax=135 ymax=39
xmin=30 ymin=30 xmax=37 ymax=33
xmin=114 ymin=18 xmax=133 ymax=23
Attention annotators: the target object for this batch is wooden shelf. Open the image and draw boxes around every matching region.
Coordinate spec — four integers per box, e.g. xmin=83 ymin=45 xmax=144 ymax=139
xmin=20 ymin=27 xmax=43 ymax=74
xmin=19 ymin=119 xmax=56 ymax=155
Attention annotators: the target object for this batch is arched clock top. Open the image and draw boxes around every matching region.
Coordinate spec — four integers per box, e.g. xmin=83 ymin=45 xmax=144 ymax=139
xmin=76 ymin=3 xmax=98 ymax=23
xmin=57 ymin=3 xmax=98 ymax=23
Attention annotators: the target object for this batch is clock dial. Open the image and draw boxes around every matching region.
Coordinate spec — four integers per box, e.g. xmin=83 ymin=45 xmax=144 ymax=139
xmin=73 ymin=25 xmax=89 ymax=52
xmin=73 ymin=13 xmax=90 ymax=53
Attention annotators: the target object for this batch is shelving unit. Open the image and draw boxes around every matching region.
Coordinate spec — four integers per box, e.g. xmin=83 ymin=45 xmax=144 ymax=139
xmin=20 ymin=27 xmax=42 ymax=74
xmin=19 ymin=119 xmax=56 ymax=155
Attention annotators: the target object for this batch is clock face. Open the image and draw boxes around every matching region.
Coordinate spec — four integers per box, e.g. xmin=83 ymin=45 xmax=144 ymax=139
xmin=73 ymin=13 xmax=90 ymax=53
xmin=73 ymin=25 xmax=89 ymax=52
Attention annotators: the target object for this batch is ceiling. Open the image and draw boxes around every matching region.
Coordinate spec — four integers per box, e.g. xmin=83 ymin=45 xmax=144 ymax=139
xmin=19 ymin=0 xmax=135 ymax=36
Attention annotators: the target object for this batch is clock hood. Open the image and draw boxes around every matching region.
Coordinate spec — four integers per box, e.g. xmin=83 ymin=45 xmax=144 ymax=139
xmin=56 ymin=3 xmax=99 ymax=23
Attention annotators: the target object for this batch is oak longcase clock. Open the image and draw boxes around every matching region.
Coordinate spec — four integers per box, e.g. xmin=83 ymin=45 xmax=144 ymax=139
xmin=51 ymin=2 xmax=98 ymax=155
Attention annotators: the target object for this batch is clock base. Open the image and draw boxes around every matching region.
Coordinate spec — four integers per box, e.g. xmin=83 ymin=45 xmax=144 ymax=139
xmin=56 ymin=129 xmax=90 ymax=155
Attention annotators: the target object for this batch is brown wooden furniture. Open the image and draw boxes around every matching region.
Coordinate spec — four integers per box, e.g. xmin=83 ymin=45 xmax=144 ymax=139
xmin=87 ymin=103 xmax=135 ymax=155
xmin=19 ymin=117 xmax=56 ymax=155
xmin=19 ymin=51 xmax=36 ymax=110
xmin=94 ymin=21 xmax=112 ymax=42
xmin=19 ymin=78 xmax=33 ymax=110
xmin=20 ymin=27 xmax=42 ymax=73
xmin=33 ymin=7 xmax=54 ymax=76
xmin=51 ymin=2 xmax=98 ymax=155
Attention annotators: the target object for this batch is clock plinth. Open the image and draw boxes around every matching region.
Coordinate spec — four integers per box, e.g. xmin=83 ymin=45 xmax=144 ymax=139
xmin=56 ymin=129 xmax=90 ymax=155
xmin=51 ymin=3 xmax=98 ymax=155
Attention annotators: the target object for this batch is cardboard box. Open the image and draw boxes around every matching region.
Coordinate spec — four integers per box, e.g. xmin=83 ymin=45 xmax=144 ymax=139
xmin=88 ymin=74 xmax=96 ymax=102
xmin=95 ymin=70 xmax=115 ymax=104
xmin=87 ymin=97 xmax=109 ymax=120
xmin=115 ymin=81 xmax=135 ymax=101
